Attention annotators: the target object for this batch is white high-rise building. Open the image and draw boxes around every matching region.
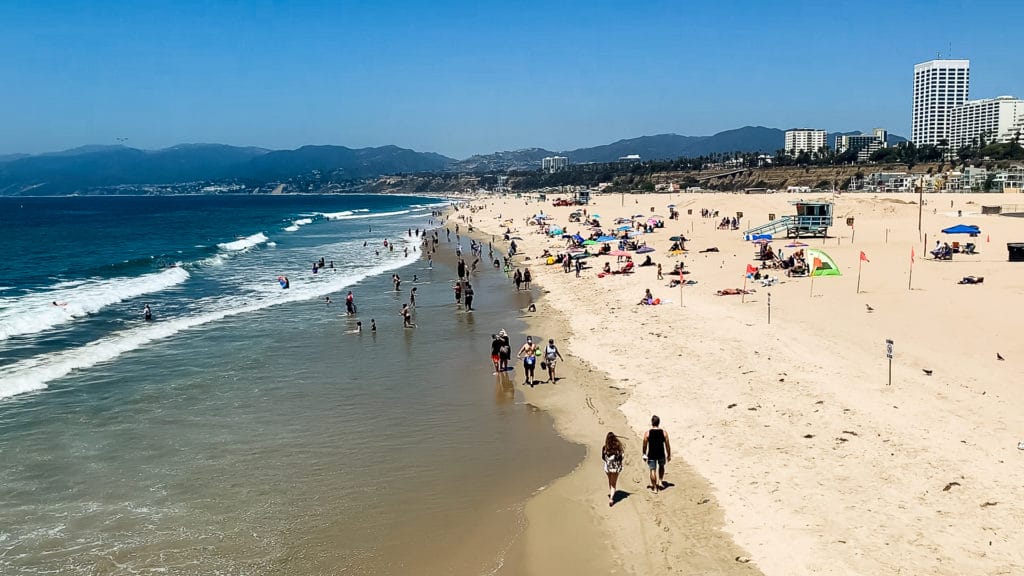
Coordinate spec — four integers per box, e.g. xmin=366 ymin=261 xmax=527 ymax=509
xmin=784 ymin=129 xmax=827 ymax=155
xmin=542 ymin=156 xmax=568 ymax=172
xmin=912 ymin=59 xmax=970 ymax=146
xmin=948 ymin=96 xmax=1024 ymax=149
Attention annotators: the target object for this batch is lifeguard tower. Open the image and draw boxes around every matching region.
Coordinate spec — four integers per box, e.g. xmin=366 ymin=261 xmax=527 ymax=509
xmin=742 ymin=201 xmax=833 ymax=239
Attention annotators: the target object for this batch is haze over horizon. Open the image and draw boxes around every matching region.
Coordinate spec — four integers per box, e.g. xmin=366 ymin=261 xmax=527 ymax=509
xmin=3 ymin=0 xmax=1022 ymax=159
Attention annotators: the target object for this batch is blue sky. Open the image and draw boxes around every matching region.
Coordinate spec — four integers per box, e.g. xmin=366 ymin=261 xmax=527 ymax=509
xmin=2 ymin=0 xmax=1021 ymax=159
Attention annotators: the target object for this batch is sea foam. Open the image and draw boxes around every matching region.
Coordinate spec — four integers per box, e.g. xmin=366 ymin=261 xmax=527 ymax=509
xmin=0 ymin=267 xmax=191 ymax=342
xmin=323 ymin=210 xmax=411 ymax=220
xmin=0 ymin=252 xmax=419 ymax=400
xmin=283 ymin=218 xmax=314 ymax=232
xmin=217 ymin=232 xmax=268 ymax=252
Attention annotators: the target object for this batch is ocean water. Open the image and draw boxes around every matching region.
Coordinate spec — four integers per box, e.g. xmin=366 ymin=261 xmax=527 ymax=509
xmin=0 ymin=195 xmax=582 ymax=575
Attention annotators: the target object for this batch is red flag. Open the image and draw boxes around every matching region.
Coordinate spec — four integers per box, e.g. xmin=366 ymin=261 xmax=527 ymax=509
xmin=745 ymin=264 xmax=757 ymax=275
xmin=812 ymin=257 xmax=822 ymax=271
xmin=911 ymin=247 xmax=915 ymax=263
xmin=859 ymin=251 xmax=869 ymax=262
xmin=678 ymin=267 xmax=685 ymax=283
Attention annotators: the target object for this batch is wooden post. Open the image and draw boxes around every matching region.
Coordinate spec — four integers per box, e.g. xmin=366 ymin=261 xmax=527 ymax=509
xmin=767 ymin=292 xmax=771 ymax=324
xmin=856 ymin=258 xmax=862 ymax=294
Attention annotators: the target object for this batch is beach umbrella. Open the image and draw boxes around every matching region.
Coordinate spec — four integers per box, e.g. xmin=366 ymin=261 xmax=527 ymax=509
xmin=669 ymin=236 xmax=683 ymax=241
xmin=591 ymin=214 xmax=601 ymax=218
xmin=582 ymin=239 xmax=598 ymax=245
xmin=596 ymin=235 xmax=617 ymax=242
xmin=570 ymin=252 xmax=589 ymax=259
xmin=636 ymin=246 xmax=655 ymax=254
xmin=751 ymin=239 xmax=771 ymax=245
xmin=609 ymin=250 xmax=632 ymax=257
xmin=806 ymin=249 xmax=841 ymax=277
xmin=511 ymin=236 xmax=524 ymax=240
xmin=667 ymin=204 xmax=676 ymax=208
xmin=616 ymin=225 xmax=632 ymax=231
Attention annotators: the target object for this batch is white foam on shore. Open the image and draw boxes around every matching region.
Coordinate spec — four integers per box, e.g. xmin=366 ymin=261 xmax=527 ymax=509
xmin=0 ymin=267 xmax=191 ymax=342
xmin=216 ymin=232 xmax=268 ymax=252
xmin=0 ymin=253 xmax=419 ymax=400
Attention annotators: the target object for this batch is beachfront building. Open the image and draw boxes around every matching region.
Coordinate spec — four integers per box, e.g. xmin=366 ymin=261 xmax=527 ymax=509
xmin=784 ymin=129 xmax=828 ymax=155
xmin=835 ymin=128 xmax=888 ymax=161
xmin=542 ymin=156 xmax=569 ymax=173
xmin=866 ymin=171 xmax=915 ymax=192
xmin=912 ymin=59 xmax=970 ymax=146
xmin=618 ymin=154 xmax=641 ymax=163
xmin=947 ymin=96 xmax=1024 ymax=150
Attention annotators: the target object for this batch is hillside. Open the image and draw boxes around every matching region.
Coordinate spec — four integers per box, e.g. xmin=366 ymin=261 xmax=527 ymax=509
xmin=0 ymin=144 xmax=454 ymax=195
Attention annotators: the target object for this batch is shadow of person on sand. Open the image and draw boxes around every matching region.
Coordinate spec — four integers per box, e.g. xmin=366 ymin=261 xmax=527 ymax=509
xmin=611 ymin=490 xmax=631 ymax=506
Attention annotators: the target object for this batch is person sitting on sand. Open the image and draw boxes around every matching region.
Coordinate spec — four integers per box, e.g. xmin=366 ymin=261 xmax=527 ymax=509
xmin=639 ymin=255 xmax=654 ymax=267
xmin=619 ymin=259 xmax=635 ymax=274
xmin=638 ymin=288 xmax=655 ymax=305
xmin=602 ymin=262 xmax=612 ymax=274
xmin=958 ymin=276 xmax=984 ymax=284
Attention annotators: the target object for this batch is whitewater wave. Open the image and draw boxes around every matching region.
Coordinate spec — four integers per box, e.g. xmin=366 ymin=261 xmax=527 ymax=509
xmin=0 ymin=267 xmax=191 ymax=342
xmin=323 ymin=210 xmax=411 ymax=221
xmin=283 ymin=217 xmax=314 ymax=232
xmin=0 ymin=253 xmax=419 ymax=400
xmin=217 ymin=232 xmax=268 ymax=252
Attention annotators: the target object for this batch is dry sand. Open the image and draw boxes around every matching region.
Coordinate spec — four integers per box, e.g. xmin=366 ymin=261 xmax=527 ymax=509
xmin=463 ymin=192 xmax=1024 ymax=576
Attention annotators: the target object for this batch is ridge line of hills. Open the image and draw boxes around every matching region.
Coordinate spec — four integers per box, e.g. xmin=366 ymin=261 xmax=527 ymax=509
xmin=0 ymin=127 xmax=906 ymax=195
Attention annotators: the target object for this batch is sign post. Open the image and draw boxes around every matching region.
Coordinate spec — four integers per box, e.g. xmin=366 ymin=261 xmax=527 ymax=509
xmin=767 ymin=292 xmax=771 ymax=325
xmin=885 ymin=339 xmax=894 ymax=386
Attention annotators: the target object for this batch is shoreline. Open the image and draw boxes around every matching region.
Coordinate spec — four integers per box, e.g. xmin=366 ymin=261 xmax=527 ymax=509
xmin=466 ymin=191 xmax=1024 ymax=576
xmin=455 ymin=203 xmax=760 ymax=576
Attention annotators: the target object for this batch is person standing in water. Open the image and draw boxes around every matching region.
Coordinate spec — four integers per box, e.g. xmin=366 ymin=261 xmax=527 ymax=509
xmin=517 ymin=336 xmax=538 ymax=386
xmin=428 ymin=254 xmax=433 ymax=269
xmin=143 ymin=304 xmax=153 ymax=321
xmin=463 ymin=282 xmax=474 ymax=311
xmin=393 ymin=274 xmax=402 ymax=291
xmin=642 ymin=415 xmax=671 ymax=493
xmin=345 ymin=291 xmax=356 ymax=315
xmin=602 ymin=432 xmax=625 ymax=506
xmin=543 ymin=338 xmax=563 ymax=383
xmin=410 ymin=287 xmax=417 ymax=307
xmin=513 ymin=269 xmax=523 ymax=291
xmin=400 ymin=304 xmax=413 ymax=328
xmin=490 ymin=334 xmax=503 ymax=374
xmin=370 ymin=318 xmax=377 ymax=332
xmin=497 ymin=329 xmax=511 ymax=372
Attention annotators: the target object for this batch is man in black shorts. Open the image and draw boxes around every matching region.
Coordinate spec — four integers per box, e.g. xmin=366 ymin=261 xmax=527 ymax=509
xmin=642 ymin=415 xmax=671 ymax=492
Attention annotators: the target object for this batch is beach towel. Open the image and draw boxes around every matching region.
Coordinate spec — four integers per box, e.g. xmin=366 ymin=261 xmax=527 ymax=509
xmin=716 ymin=288 xmax=753 ymax=296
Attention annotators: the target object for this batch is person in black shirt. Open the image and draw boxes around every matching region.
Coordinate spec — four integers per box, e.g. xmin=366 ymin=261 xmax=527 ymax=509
xmin=642 ymin=415 xmax=671 ymax=492
xmin=490 ymin=334 xmax=503 ymax=374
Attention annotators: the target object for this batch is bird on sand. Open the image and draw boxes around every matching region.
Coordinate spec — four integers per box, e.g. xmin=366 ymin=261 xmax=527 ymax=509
xmin=922 ymin=368 xmax=933 ymax=375
xmin=865 ymin=304 xmax=875 ymax=312
xmin=996 ymin=353 xmax=1005 ymax=361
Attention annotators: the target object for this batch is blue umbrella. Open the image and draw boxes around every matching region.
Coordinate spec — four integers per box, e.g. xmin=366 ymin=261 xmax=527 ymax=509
xmin=596 ymin=235 xmax=617 ymax=242
xmin=616 ymin=225 xmax=631 ymax=231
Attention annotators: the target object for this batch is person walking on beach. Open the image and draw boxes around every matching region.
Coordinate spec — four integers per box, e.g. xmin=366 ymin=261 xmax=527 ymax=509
xmin=454 ymin=281 xmax=463 ymax=305
xmin=642 ymin=415 xmax=671 ymax=493
xmin=497 ymin=329 xmax=511 ymax=372
xmin=602 ymin=432 xmax=625 ymax=506
xmin=490 ymin=334 xmax=503 ymax=374
xmin=522 ymin=268 xmax=532 ymax=290
xmin=457 ymin=258 xmax=467 ymax=280
xmin=513 ymin=269 xmax=523 ymax=291
xmin=543 ymin=338 xmax=563 ymax=383
xmin=464 ymin=282 xmax=474 ymax=311
xmin=517 ymin=336 xmax=538 ymax=386
xmin=574 ymin=258 xmax=582 ymax=278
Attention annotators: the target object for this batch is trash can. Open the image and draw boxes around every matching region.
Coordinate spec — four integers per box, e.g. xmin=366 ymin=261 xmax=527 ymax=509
xmin=1009 ymin=243 xmax=1024 ymax=262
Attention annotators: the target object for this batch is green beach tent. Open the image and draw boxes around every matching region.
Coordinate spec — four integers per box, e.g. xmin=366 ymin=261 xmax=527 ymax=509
xmin=806 ymin=248 xmax=841 ymax=277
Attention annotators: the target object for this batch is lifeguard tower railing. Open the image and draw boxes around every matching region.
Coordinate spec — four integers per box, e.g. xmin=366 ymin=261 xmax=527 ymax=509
xmin=743 ymin=213 xmax=832 ymax=239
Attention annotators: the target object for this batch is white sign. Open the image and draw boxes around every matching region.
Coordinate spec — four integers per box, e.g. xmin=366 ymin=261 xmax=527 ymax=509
xmin=885 ymin=339 xmax=894 ymax=359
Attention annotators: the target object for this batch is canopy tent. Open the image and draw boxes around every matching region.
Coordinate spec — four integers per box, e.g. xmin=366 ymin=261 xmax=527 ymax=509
xmin=941 ymin=224 xmax=981 ymax=236
xmin=806 ymin=248 xmax=841 ymax=277
xmin=609 ymin=250 xmax=632 ymax=257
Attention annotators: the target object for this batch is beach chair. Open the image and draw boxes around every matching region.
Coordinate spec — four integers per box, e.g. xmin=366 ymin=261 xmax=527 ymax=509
xmin=952 ymin=241 xmax=961 ymax=253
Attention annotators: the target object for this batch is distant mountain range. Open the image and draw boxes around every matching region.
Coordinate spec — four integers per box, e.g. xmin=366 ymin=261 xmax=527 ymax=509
xmin=0 ymin=127 xmax=908 ymax=195
xmin=0 ymin=144 xmax=454 ymax=195
xmin=453 ymin=126 xmax=908 ymax=171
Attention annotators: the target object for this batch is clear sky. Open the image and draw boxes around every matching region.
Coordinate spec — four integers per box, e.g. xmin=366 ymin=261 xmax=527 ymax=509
xmin=2 ymin=0 xmax=1022 ymax=159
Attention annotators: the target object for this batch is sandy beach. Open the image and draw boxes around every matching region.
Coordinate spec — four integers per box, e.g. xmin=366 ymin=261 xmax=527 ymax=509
xmin=464 ymin=191 xmax=1024 ymax=575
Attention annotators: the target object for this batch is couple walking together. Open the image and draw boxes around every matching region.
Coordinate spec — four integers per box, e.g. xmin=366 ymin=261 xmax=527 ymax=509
xmin=602 ymin=415 xmax=671 ymax=506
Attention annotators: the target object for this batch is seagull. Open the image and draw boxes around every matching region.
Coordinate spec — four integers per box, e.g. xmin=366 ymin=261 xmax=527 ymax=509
xmin=922 ymin=369 xmax=933 ymax=376
xmin=997 ymin=353 xmax=1005 ymax=361
xmin=865 ymin=304 xmax=875 ymax=312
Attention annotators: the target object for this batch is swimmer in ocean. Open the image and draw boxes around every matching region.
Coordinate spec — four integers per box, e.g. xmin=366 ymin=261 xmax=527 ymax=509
xmin=143 ymin=304 xmax=153 ymax=321
xmin=370 ymin=318 xmax=377 ymax=332
xmin=347 ymin=321 xmax=362 ymax=335
xmin=52 ymin=301 xmax=68 ymax=307
xmin=325 ymin=296 xmax=332 ymax=305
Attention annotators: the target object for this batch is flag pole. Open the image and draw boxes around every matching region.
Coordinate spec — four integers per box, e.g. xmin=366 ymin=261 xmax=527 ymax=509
xmin=856 ymin=258 xmax=862 ymax=294
xmin=742 ymin=273 xmax=748 ymax=303
xmin=908 ymin=250 xmax=914 ymax=291
xmin=809 ymin=269 xmax=815 ymax=297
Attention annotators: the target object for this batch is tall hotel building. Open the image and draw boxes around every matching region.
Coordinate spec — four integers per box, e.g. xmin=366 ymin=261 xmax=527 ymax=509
xmin=911 ymin=59 xmax=970 ymax=145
